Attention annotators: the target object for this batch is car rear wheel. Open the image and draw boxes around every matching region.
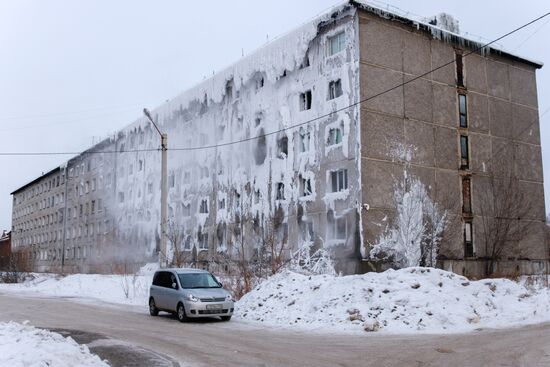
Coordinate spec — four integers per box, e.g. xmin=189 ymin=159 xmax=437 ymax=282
xmin=149 ymin=298 xmax=159 ymax=316
xmin=221 ymin=316 xmax=232 ymax=321
xmin=177 ymin=303 xmax=188 ymax=322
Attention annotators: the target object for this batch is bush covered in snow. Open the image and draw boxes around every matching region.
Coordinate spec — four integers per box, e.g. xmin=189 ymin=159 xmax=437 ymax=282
xmin=288 ymin=242 xmax=336 ymax=276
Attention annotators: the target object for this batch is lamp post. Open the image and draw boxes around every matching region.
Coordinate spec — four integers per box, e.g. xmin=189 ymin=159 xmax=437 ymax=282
xmin=143 ymin=108 xmax=168 ymax=268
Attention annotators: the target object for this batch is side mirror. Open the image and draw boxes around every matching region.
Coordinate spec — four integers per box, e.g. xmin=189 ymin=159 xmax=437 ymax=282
xmin=172 ymin=282 xmax=178 ymax=289
xmin=218 ymin=281 xmax=223 ymax=287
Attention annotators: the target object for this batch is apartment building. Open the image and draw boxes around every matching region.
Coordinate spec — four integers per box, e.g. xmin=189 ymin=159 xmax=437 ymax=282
xmin=10 ymin=1 xmax=547 ymax=277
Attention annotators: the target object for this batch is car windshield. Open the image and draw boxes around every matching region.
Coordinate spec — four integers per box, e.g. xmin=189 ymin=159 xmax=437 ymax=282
xmin=178 ymin=273 xmax=221 ymax=289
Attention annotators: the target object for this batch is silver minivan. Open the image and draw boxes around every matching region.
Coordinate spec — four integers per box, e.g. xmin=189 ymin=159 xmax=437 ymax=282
xmin=149 ymin=268 xmax=234 ymax=322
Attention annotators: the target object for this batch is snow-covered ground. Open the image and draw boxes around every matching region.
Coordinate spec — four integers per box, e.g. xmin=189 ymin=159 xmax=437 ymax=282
xmin=0 ymin=321 xmax=109 ymax=367
xmin=0 ymin=272 xmax=153 ymax=307
xmin=1 ymin=266 xmax=549 ymax=334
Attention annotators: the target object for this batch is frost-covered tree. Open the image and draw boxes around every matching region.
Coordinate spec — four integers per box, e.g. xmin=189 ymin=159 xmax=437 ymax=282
xmin=370 ymin=143 xmax=447 ymax=269
xmin=289 ymin=242 xmax=336 ymax=276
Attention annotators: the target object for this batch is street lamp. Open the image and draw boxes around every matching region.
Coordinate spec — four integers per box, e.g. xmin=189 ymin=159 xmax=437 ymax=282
xmin=143 ymin=108 xmax=168 ymax=268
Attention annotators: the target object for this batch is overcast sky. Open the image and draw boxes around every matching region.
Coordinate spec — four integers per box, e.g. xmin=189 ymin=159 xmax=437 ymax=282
xmin=0 ymin=0 xmax=549 ymax=230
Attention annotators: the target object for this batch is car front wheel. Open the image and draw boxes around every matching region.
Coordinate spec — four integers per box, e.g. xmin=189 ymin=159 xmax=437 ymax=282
xmin=177 ymin=303 xmax=188 ymax=322
xmin=149 ymin=298 xmax=159 ymax=316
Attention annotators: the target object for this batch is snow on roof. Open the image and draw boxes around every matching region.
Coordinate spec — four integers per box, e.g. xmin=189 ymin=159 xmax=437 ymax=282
xmin=351 ymin=0 xmax=544 ymax=68
xmin=139 ymin=0 xmax=542 ymax=129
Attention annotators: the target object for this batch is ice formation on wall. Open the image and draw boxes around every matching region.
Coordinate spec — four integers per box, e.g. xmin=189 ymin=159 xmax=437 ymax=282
xmin=72 ymin=2 xmax=363 ymax=268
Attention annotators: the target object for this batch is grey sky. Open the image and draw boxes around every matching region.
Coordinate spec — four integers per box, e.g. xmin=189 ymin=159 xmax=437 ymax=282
xmin=0 ymin=0 xmax=549 ymax=230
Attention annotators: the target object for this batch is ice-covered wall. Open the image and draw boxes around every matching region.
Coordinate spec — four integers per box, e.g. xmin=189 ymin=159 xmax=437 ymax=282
xmin=68 ymin=3 xmax=364 ymax=272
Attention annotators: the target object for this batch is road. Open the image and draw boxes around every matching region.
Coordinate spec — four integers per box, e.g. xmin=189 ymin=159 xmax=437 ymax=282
xmin=0 ymin=294 xmax=549 ymax=367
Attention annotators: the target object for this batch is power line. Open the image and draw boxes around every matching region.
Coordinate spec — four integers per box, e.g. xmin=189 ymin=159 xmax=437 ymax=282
xmin=0 ymin=10 xmax=549 ymax=157
xmin=0 ymin=102 xmax=147 ymax=122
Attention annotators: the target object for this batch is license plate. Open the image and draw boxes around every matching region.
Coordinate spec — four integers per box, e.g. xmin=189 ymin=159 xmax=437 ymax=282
xmin=206 ymin=304 xmax=223 ymax=310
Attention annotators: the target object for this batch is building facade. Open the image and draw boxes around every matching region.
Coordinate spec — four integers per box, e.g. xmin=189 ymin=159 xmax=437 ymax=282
xmin=0 ymin=230 xmax=11 ymax=269
xmin=10 ymin=1 xmax=548 ymax=277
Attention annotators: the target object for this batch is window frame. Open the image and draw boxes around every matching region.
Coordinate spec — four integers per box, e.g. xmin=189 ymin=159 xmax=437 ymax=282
xmin=331 ymin=169 xmax=348 ymax=192
xmin=327 ymin=31 xmax=346 ymax=56
xmin=459 ymin=94 xmax=468 ymax=128
xmin=460 ymin=135 xmax=469 ymax=169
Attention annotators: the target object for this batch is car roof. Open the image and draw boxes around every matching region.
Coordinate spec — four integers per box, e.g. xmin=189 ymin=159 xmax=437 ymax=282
xmin=157 ymin=268 xmax=210 ymax=274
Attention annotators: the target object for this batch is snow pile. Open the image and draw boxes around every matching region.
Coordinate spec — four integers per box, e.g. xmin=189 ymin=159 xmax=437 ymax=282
xmin=0 ymin=321 xmax=108 ymax=367
xmin=0 ymin=273 xmax=152 ymax=306
xmin=235 ymin=267 xmax=550 ymax=334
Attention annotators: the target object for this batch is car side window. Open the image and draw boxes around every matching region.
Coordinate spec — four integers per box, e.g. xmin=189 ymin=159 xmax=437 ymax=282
xmin=161 ymin=272 xmax=171 ymax=288
xmin=170 ymin=273 xmax=178 ymax=289
xmin=152 ymin=272 xmax=162 ymax=286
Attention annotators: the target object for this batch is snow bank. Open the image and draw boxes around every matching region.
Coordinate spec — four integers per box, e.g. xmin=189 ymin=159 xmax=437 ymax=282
xmin=235 ymin=267 xmax=550 ymax=334
xmin=0 ymin=321 xmax=108 ymax=367
xmin=0 ymin=273 xmax=152 ymax=307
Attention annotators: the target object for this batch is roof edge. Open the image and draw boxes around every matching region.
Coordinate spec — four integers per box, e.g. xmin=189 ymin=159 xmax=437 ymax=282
xmin=11 ymin=166 xmax=62 ymax=196
xmin=350 ymin=0 xmax=543 ymax=69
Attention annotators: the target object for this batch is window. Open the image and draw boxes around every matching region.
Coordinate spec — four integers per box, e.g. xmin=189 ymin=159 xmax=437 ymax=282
xmin=299 ymin=90 xmax=312 ymax=111
xmin=138 ymin=160 xmax=143 ymax=171
xmin=183 ymin=237 xmax=192 ymax=251
xmin=462 ymin=177 xmax=471 ymax=214
xmin=460 ymin=135 xmax=469 ymax=169
xmin=327 ymin=126 xmax=343 ymax=146
xmin=328 ymin=213 xmax=346 ymax=241
xmin=302 ymin=178 xmax=312 ymax=196
xmin=183 ymin=204 xmax=191 ymax=217
xmin=219 ymin=198 xmax=226 ymax=210
xmin=328 ymin=79 xmax=343 ymax=100
xmin=169 ymin=173 xmax=175 ymax=188
xmin=199 ymin=233 xmax=209 ymax=250
xmin=118 ymin=192 xmax=125 ymax=203
xmin=331 ymin=169 xmax=348 ymax=192
xmin=459 ymin=94 xmax=467 ymax=128
xmin=255 ymin=75 xmax=264 ymax=90
xmin=300 ymin=130 xmax=311 ymax=152
xmin=148 ymin=182 xmax=153 ymax=194
xmin=464 ymin=221 xmax=474 ymax=257
xmin=199 ymin=199 xmax=208 ymax=214
xmin=328 ymin=31 xmax=346 ymax=56
xmin=456 ymin=52 xmax=464 ymax=87
xmin=301 ymin=221 xmax=314 ymax=242
xmin=276 ymin=183 xmax=285 ymax=200
xmin=300 ymin=52 xmax=310 ymax=69
xmin=91 ymin=179 xmax=96 ymax=191
xmin=278 ymin=135 xmax=288 ymax=158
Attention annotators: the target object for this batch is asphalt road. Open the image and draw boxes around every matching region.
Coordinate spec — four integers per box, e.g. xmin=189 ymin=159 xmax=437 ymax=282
xmin=0 ymin=293 xmax=549 ymax=367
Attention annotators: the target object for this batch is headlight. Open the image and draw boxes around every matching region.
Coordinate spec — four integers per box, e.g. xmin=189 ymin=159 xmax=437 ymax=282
xmin=225 ymin=294 xmax=234 ymax=302
xmin=186 ymin=294 xmax=199 ymax=302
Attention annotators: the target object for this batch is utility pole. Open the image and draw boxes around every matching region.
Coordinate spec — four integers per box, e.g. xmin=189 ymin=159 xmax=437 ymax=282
xmin=143 ymin=108 xmax=168 ymax=268
xmin=61 ymin=165 xmax=69 ymax=274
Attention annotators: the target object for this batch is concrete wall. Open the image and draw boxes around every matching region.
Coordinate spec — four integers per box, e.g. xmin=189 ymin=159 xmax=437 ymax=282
xmin=357 ymin=10 xmax=547 ymax=277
